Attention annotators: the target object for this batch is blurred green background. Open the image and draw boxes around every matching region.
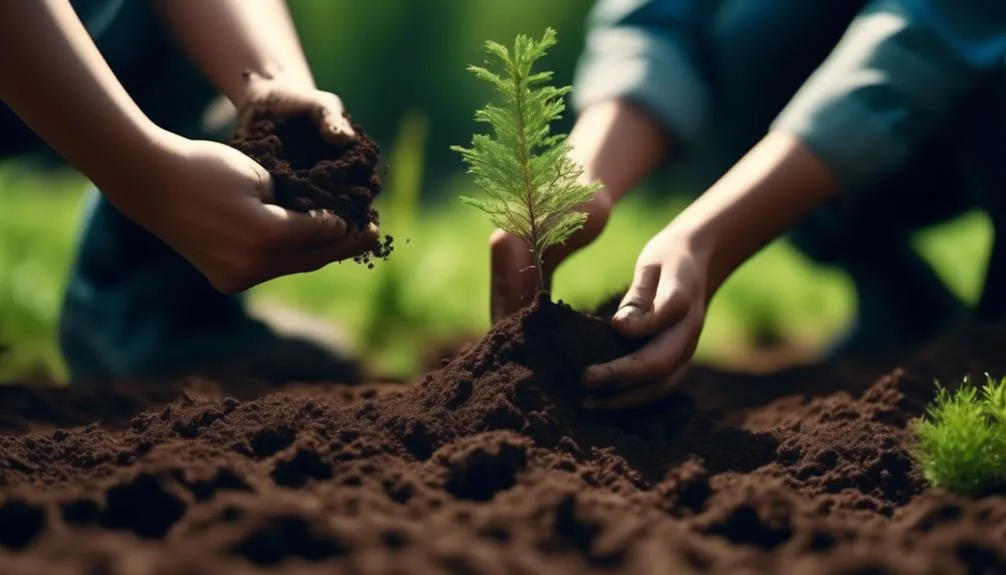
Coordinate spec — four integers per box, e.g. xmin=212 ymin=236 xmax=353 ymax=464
xmin=0 ymin=0 xmax=991 ymax=382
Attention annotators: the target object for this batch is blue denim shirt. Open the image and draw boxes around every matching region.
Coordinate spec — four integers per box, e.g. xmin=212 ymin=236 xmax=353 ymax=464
xmin=574 ymin=0 xmax=1006 ymax=194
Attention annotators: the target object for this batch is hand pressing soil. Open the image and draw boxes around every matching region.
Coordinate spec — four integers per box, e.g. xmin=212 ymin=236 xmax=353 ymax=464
xmin=229 ymin=112 xmax=394 ymax=267
xmin=4 ymin=300 xmax=1006 ymax=573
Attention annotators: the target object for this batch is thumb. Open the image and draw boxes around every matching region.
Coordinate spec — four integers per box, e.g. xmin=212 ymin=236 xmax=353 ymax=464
xmin=611 ymin=263 xmax=660 ymax=336
xmin=262 ymin=205 xmax=352 ymax=248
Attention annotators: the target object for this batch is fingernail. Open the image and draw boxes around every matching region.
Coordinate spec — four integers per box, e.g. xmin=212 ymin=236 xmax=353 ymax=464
xmin=613 ymin=305 xmax=641 ymax=324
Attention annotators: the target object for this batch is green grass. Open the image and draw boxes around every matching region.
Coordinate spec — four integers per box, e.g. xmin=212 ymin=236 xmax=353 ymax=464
xmin=0 ymin=147 xmax=992 ymax=382
xmin=913 ymin=374 xmax=1006 ymax=495
xmin=0 ymin=165 xmax=89 ymax=382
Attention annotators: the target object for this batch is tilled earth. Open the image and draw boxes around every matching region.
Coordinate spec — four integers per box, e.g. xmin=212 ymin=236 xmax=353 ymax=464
xmin=1 ymin=299 xmax=1005 ymax=574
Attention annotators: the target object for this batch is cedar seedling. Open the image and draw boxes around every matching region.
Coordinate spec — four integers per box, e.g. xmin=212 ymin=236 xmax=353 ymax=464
xmin=451 ymin=28 xmax=601 ymax=293
xmin=912 ymin=373 xmax=1006 ymax=495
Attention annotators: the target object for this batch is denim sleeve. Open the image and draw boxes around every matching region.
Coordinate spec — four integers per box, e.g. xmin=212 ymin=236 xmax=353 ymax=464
xmin=572 ymin=0 xmax=710 ymax=146
xmin=772 ymin=0 xmax=1006 ymax=193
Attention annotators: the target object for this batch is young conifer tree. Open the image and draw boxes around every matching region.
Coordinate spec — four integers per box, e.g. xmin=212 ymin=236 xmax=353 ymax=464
xmin=451 ymin=28 xmax=601 ymax=294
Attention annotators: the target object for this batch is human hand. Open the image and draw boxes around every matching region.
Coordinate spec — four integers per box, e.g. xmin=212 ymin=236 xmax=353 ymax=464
xmin=105 ymin=133 xmax=377 ymax=293
xmin=581 ymin=229 xmax=709 ymax=410
xmin=235 ymin=70 xmax=356 ymax=144
xmin=490 ymin=189 xmax=613 ymax=323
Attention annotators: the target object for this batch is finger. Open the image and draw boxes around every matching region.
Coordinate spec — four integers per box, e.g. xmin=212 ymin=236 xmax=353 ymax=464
xmin=583 ymin=365 xmax=689 ymax=411
xmin=277 ymin=224 xmax=380 ymax=275
xmin=313 ymin=94 xmax=356 ymax=145
xmin=611 ymin=264 xmax=660 ymax=336
xmin=583 ymin=317 xmax=698 ymax=390
xmin=261 ymin=204 xmax=351 ymax=247
xmin=621 ymin=284 xmax=692 ymax=340
xmin=490 ymin=229 xmax=536 ymax=323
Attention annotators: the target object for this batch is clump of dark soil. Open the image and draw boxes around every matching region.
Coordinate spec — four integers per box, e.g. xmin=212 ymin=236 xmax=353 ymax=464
xmin=229 ymin=112 xmax=394 ymax=266
xmin=2 ymin=298 xmax=1006 ymax=573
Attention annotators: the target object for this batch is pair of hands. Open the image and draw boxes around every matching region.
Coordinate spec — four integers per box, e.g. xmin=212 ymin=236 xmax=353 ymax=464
xmin=110 ymin=68 xmax=705 ymax=401
xmin=491 ymin=192 xmax=707 ymax=410
xmin=106 ymin=73 xmax=376 ymax=294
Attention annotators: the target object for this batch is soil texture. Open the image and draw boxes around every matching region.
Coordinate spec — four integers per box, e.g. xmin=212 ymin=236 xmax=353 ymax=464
xmin=229 ymin=113 xmax=394 ymax=266
xmin=2 ymin=297 xmax=1006 ymax=573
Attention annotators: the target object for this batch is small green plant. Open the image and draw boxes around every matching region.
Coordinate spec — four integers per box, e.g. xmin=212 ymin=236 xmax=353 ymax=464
xmin=912 ymin=373 xmax=1006 ymax=495
xmin=451 ymin=28 xmax=601 ymax=293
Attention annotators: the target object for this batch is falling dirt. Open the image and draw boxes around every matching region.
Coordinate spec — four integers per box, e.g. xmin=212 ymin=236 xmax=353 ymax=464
xmin=2 ymin=297 xmax=1006 ymax=574
xmin=229 ymin=112 xmax=394 ymax=266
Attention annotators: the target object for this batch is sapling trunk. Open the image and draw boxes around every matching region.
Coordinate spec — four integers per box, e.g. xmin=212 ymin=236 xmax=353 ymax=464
xmin=451 ymin=28 xmax=601 ymax=303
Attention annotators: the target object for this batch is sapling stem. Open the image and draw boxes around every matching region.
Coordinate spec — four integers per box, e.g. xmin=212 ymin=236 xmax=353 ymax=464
xmin=451 ymin=28 xmax=601 ymax=301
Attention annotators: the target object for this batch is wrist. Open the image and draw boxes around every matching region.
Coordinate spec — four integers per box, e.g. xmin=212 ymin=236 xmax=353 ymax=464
xmin=653 ymin=220 xmax=719 ymax=298
xmin=668 ymin=216 xmax=729 ymax=301
xmin=88 ymin=123 xmax=184 ymax=203
xmin=663 ymin=131 xmax=840 ymax=296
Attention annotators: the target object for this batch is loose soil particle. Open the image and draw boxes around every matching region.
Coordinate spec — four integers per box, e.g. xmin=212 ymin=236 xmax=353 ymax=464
xmin=1 ymin=297 xmax=1006 ymax=573
xmin=229 ymin=112 xmax=394 ymax=267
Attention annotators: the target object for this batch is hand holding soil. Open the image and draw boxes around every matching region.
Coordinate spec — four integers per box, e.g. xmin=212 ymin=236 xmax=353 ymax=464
xmin=583 ymin=228 xmax=708 ymax=409
xmin=235 ymin=71 xmax=356 ymax=145
xmin=106 ymin=135 xmax=373 ymax=293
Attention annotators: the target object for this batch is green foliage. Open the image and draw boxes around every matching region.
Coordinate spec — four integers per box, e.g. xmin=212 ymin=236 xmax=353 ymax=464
xmin=362 ymin=111 xmax=429 ymax=375
xmin=912 ymin=373 xmax=1006 ymax=495
xmin=451 ymin=28 xmax=601 ymax=291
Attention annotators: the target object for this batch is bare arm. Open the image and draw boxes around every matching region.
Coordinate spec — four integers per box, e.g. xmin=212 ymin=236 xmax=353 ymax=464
xmin=676 ymin=131 xmax=838 ymax=296
xmin=580 ymin=131 xmax=838 ymax=404
xmin=569 ymin=99 xmax=671 ymax=203
xmin=151 ymin=0 xmax=316 ymax=104
xmin=0 ymin=0 xmax=166 ymax=194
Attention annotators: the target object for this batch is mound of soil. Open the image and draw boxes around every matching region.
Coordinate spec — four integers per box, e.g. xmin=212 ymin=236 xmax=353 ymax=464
xmin=229 ymin=113 xmax=394 ymax=266
xmin=2 ymin=299 xmax=1006 ymax=573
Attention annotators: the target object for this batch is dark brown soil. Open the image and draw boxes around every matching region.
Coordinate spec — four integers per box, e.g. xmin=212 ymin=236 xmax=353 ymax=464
xmin=229 ymin=113 xmax=394 ymax=266
xmin=2 ymin=298 xmax=1006 ymax=573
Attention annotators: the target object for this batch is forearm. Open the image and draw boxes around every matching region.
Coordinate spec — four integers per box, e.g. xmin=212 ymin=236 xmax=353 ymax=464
xmin=568 ymin=99 xmax=672 ymax=202
xmin=151 ymin=0 xmax=314 ymax=105
xmin=0 ymin=0 xmax=165 ymax=192
xmin=772 ymin=0 xmax=1006 ymax=193
xmin=673 ymin=131 xmax=839 ymax=296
